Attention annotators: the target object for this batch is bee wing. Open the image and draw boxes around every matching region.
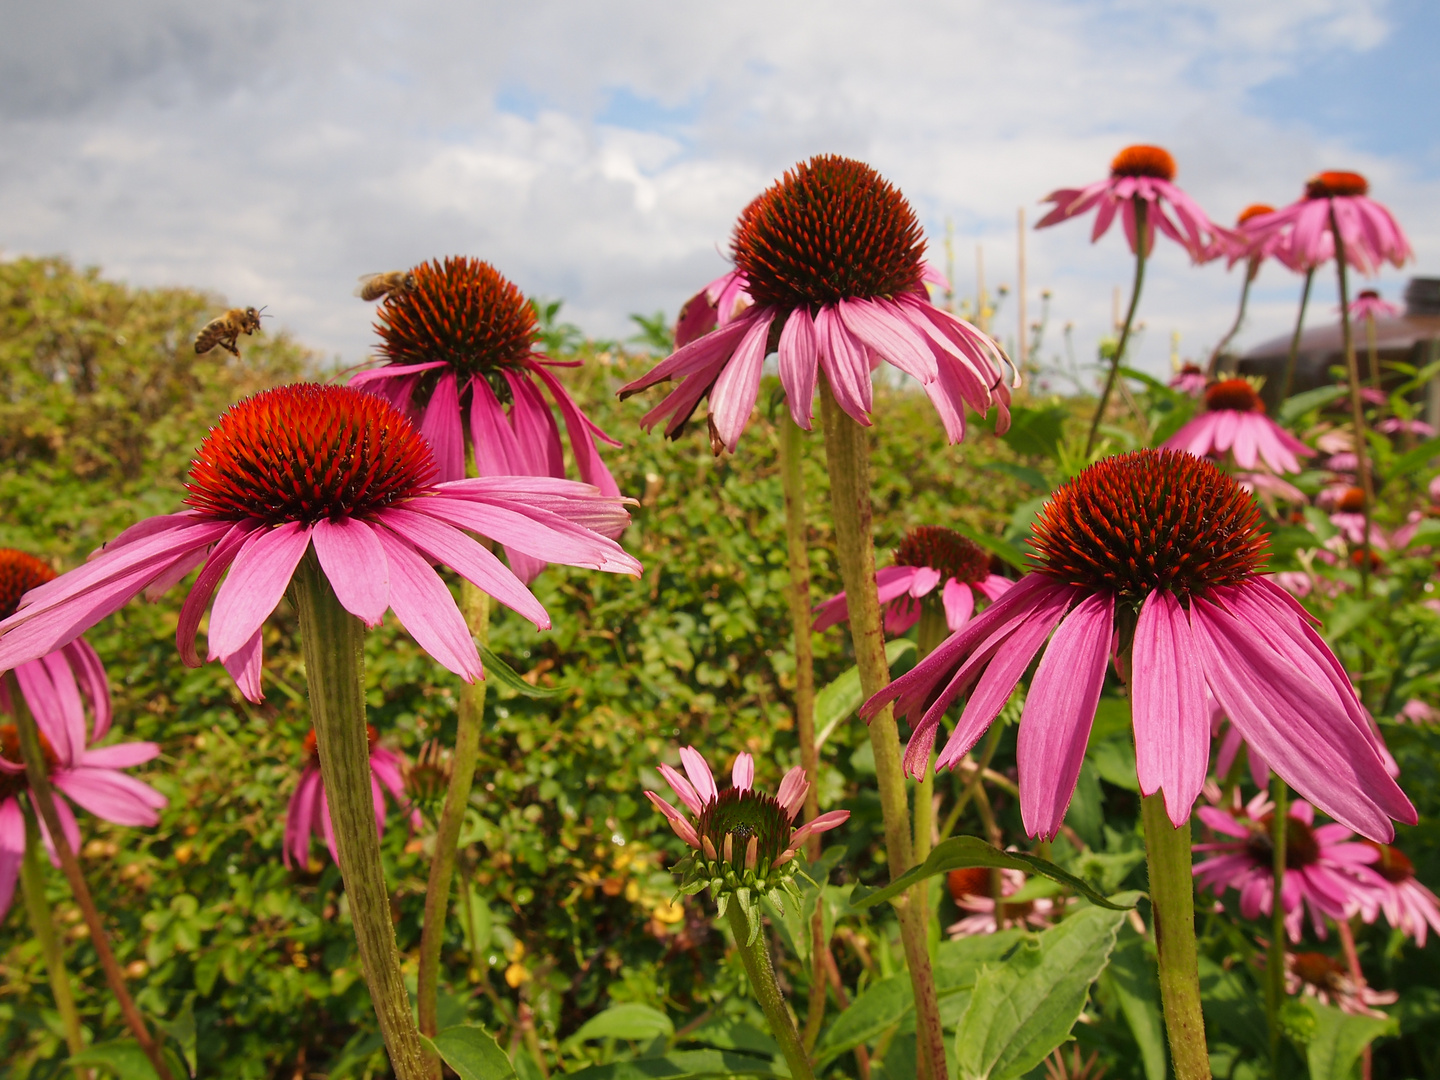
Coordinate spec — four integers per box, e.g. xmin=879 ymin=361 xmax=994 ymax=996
xmin=355 ymin=274 xmax=385 ymax=300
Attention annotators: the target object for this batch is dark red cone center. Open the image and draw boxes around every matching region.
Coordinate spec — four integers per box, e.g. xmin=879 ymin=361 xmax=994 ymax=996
xmin=893 ymin=526 xmax=991 ymax=585
xmin=1306 ymin=171 xmax=1369 ymax=199
xmin=1110 ymin=145 xmax=1177 ymax=181
xmin=0 ymin=549 xmax=57 ymax=621
xmin=1205 ymin=379 xmax=1265 ymax=414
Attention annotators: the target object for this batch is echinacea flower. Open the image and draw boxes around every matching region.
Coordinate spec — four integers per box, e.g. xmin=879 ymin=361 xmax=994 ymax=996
xmin=1285 ymin=951 xmax=1396 ymax=1017
xmin=1210 ymin=203 xmax=1292 ymax=269
xmin=1248 ymin=172 xmax=1412 ymax=275
xmin=674 ymin=270 xmax=752 ymax=350
xmin=1169 ymin=363 xmax=1207 ymax=398
xmin=283 ymin=727 xmax=419 ymax=869
xmin=0 ymin=384 xmax=641 ymax=704
xmin=864 ymin=449 xmax=1415 ymax=840
xmin=813 ymin=526 xmax=1013 ymax=635
xmin=1348 ymin=289 xmax=1401 ymax=323
xmin=1036 ymin=145 xmax=1215 ymax=261
xmin=645 ymin=746 xmax=848 ymax=931
xmin=1164 ymin=379 xmax=1313 ymax=475
xmin=1327 ymin=486 xmax=1388 ymax=548
xmin=945 ymin=865 xmax=1061 ymax=937
xmin=1396 ymin=699 xmax=1439 ymax=725
xmin=0 ymin=711 xmax=165 ymax=917
xmin=619 ymin=155 xmax=1012 ymax=452
xmin=1193 ymin=794 xmax=1382 ymax=941
xmin=352 ymin=258 xmax=622 ymax=581
xmin=1354 ymin=842 xmax=1440 ymax=946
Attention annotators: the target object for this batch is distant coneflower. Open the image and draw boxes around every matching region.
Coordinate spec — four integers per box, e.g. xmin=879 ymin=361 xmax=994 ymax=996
xmin=1164 ymin=379 xmax=1313 ymax=475
xmin=1355 ymin=842 xmax=1440 ymax=947
xmin=1249 ymin=172 xmax=1411 ymax=275
xmin=945 ymin=865 xmax=1061 ymax=937
xmin=284 ymin=727 xmax=417 ymax=869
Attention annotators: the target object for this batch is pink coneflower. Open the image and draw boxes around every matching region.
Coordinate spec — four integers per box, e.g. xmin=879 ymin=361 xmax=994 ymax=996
xmin=1036 ymin=145 xmax=1215 ymax=262
xmin=1193 ymin=794 xmax=1382 ymax=941
xmin=0 ymin=385 xmax=641 ymax=704
xmin=1169 ymin=363 xmax=1207 ymax=398
xmin=1164 ymin=379 xmax=1313 ymax=475
xmin=1249 ymin=172 xmax=1412 ymax=275
xmin=674 ymin=270 xmax=753 ymax=350
xmin=813 ymin=526 xmax=1012 ymax=635
xmin=1211 ymin=702 xmax=1270 ymax=789
xmin=1348 ymin=289 xmax=1401 ymax=323
xmin=619 ymin=155 xmax=1012 ymax=452
xmin=1285 ymin=951 xmax=1396 ymax=1017
xmin=645 ymin=746 xmax=848 ymax=906
xmin=1327 ymin=487 xmax=1388 ymax=548
xmin=351 ymin=258 xmax=621 ymax=581
xmin=1210 ymin=203 xmax=1293 ymax=270
xmin=1377 ymin=417 xmax=1435 ymax=437
xmin=864 ymin=449 xmax=1415 ymax=840
xmin=1396 ymin=699 xmax=1439 ymax=725
xmin=0 ymin=716 xmax=166 ymax=918
xmin=284 ymin=727 xmax=418 ymax=869
xmin=1355 ymin=842 xmax=1440 ymax=946
xmin=945 ymin=866 xmax=1061 ymax=937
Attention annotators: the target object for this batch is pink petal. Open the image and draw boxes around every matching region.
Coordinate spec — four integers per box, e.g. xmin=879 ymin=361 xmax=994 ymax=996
xmin=709 ymin=310 xmax=774 ymax=452
xmin=644 ymin=790 xmax=700 ymax=848
xmin=942 ymin=579 xmax=975 ymax=632
xmin=776 ymin=766 xmax=808 ymax=821
xmin=732 ymin=753 xmax=754 ymax=792
xmin=658 ymin=763 xmax=703 ymax=815
xmin=53 ymin=767 xmax=166 ymax=826
xmin=223 ymin=629 xmax=265 ymax=703
xmin=78 ymin=743 xmax=160 ymax=769
xmin=527 ymin=362 xmax=624 ymax=495
xmin=467 ymin=375 xmax=527 ymax=478
xmin=208 ymin=522 xmax=312 ymax=662
xmin=420 ymin=372 xmax=465 ymax=483
xmin=370 ymin=524 xmax=483 ymax=682
xmin=679 ymin=747 xmax=717 ymax=805
xmin=312 ymin=517 xmax=390 ymax=628
xmin=777 ymin=308 xmax=819 ymax=429
xmin=1131 ymin=590 xmax=1210 ymax=826
xmin=176 ymin=519 xmax=264 ymax=667
xmin=0 ymin=798 xmax=25 ymax=918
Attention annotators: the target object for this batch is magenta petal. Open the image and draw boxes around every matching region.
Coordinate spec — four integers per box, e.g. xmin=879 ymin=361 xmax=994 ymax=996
xmin=223 ymin=629 xmax=265 ymax=703
xmin=78 ymin=743 xmax=160 ymax=769
xmin=370 ymin=524 xmax=483 ymax=682
xmin=176 ymin=519 xmax=263 ymax=667
xmin=1131 ymin=590 xmax=1210 ymax=825
xmin=312 ymin=517 xmax=390 ymax=628
xmin=208 ymin=522 xmax=312 ymax=662
xmin=469 ymin=375 xmax=527 ymax=478
xmin=942 ymin=579 xmax=975 ymax=631
xmin=527 ymin=362 xmax=623 ymax=496
xmin=1016 ymin=592 xmax=1113 ymax=839
xmin=0 ymin=797 xmax=24 ymax=917
xmin=420 ymin=372 xmax=465 ymax=483
xmin=709 ymin=310 xmax=774 ymax=452
xmin=777 ymin=308 xmax=819 ymax=429
xmin=60 ymin=638 xmax=111 ymax=742
xmin=54 ymin=766 xmax=166 ymax=826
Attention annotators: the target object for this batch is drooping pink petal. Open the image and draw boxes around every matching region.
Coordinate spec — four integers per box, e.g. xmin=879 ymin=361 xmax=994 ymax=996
xmin=53 ymin=766 xmax=166 ymax=826
xmin=837 ymin=298 xmax=937 ymax=385
xmin=175 ymin=519 xmax=264 ymax=667
xmin=814 ymin=306 xmax=872 ymax=425
xmin=505 ymin=371 xmax=566 ymax=479
xmin=467 ymin=375 xmax=528 ymax=479
xmin=709 ymin=310 xmax=775 ymax=452
xmin=527 ymin=362 xmax=624 ymax=496
xmin=1016 ymin=592 xmax=1113 ymax=839
xmin=657 ymin=763 xmax=703 ymax=815
xmin=788 ymin=809 xmax=850 ymax=851
xmin=644 ymin=790 xmax=700 ymax=848
xmin=419 ymin=372 xmax=466 ymax=484
xmin=223 ymin=629 xmax=265 ymax=703
xmin=942 ymin=579 xmax=975 ymax=631
xmin=285 ymin=766 xmax=322 ymax=868
xmin=0 ymin=797 xmax=25 ymax=918
xmin=777 ymin=308 xmax=820 ymax=429
xmin=369 ymin=524 xmax=484 ymax=682
xmin=414 ymin=493 xmax=641 ymax=577
xmin=60 ymin=637 xmax=111 ymax=741
xmin=312 ymin=517 xmax=390 ymax=628
xmin=1131 ymin=590 xmax=1210 ymax=826
xmin=208 ymin=522 xmax=312 ymax=662
xmin=14 ymin=657 xmax=84 ymax=765
xmin=618 ymin=314 xmax=756 ymax=397
xmin=78 ymin=743 xmax=160 ymax=769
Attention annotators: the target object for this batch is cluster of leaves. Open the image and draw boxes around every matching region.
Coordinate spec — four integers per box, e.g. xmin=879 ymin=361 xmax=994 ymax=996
xmin=0 ymin=257 xmax=1437 ymax=1080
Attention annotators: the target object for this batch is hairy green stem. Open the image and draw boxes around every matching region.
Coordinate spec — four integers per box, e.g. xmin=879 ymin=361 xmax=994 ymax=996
xmin=1141 ymin=793 xmax=1211 ymax=1080
xmin=20 ymin=806 xmax=89 ymax=1076
xmin=726 ymin=904 xmax=815 ymax=1080
xmin=292 ymin=556 xmax=429 ymax=1080
xmin=817 ymin=380 xmax=946 ymax=1080
xmin=1330 ymin=205 xmax=1374 ymax=600
xmin=1206 ymin=256 xmax=1258 ymax=378
xmin=6 ymin=673 xmax=173 ymax=1080
xmin=1266 ymin=779 xmax=1289 ymax=1078
xmin=418 ymin=578 xmax=492 ymax=1072
xmin=1281 ymin=267 xmax=1315 ymax=401
xmin=1085 ymin=198 xmax=1149 ymax=457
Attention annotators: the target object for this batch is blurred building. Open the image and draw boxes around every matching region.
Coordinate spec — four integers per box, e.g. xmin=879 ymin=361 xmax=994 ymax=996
xmin=1235 ymin=277 xmax=1440 ymax=416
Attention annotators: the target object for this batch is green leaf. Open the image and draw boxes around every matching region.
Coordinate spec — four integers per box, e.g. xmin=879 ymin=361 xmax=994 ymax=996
xmin=1100 ymin=924 xmax=1166 ymax=1080
xmin=560 ymin=1049 xmax=784 ymax=1078
xmin=1001 ymin=404 xmax=1069 ymax=460
xmin=1383 ymin=435 xmax=1440 ymax=485
xmin=813 ymin=639 xmax=915 ymax=750
xmin=953 ymin=905 xmax=1126 ymax=1080
xmin=566 ymin=1003 xmax=675 ymax=1045
xmin=1088 ymin=738 xmax=1140 ymax=792
xmin=154 ymin=993 xmax=198 ymax=1077
xmin=421 ymin=1024 xmax=516 ymax=1080
xmin=814 ymin=971 xmax=913 ymax=1064
xmin=67 ymin=1041 xmax=166 ymax=1080
xmin=846 ymin=836 xmax=1133 ymax=913
xmin=1278 ymin=384 xmax=1346 ymax=425
xmin=1304 ymin=1000 xmax=1396 ymax=1080
xmin=478 ymin=644 xmax=564 ymax=699
xmin=949 ymin=520 xmax=1030 ymax=571
xmin=982 ymin=461 xmax=1048 ymax=491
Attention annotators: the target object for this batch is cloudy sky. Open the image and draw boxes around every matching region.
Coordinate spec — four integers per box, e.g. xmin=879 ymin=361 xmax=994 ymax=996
xmin=2 ymin=0 xmax=1437 ymax=379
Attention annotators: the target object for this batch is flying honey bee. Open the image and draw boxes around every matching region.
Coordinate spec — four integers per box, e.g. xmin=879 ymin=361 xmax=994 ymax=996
xmin=354 ymin=270 xmax=416 ymax=302
xmin=194 ymin=306 xmax=266 ymax=358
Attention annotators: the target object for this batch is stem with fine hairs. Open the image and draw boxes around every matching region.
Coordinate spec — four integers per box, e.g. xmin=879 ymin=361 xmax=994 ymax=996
xmin=1206 ymin=255 xmax=1258 ymax=378
xmin=817 ymin=379 xmax=946 ymax=1080
xmin=6 ymin=672 xmax=174 ymax=1080
xmin=726 ymin=904 xmax=815 ymax=1080
xmin=1281 ymin=267 xmax=1316 ymax=401
xmin=1330 ymin=203 xmax=1375 ymax=600
xmin=19 ymin=805 xmax=89 ymax=1078
xmin=1085 ymin=197 xmax=1149 ymax=457
xmin=1266 ymin=779 xmax=1289 ymax=1079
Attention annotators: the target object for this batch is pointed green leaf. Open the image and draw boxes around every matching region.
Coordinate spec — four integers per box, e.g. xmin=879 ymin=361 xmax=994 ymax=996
xmin=1303 ymin=1000 xmax=1396 ymax=1080
xmin=1278 ymin=384 xmax=1347 ymax=425
xmin=565 ymin=1003 xmax=675 ymax=1046
xmin=421 ymin=1024 xmax=516 ymax=1080
xmin=559 ymin=1049 xmax=785 ymax=1078
xmin=479 ymin=644 xmax=564 ymax=699
xmin=1100 ymin=924 xmax=1166 ymax=1080
xmin=814 ymin=640 xmax=915 ymax=750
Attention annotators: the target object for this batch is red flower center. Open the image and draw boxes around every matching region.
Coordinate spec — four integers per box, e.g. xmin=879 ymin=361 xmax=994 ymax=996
xmin=1292 ymin=951 xmax=1346 ymax=992
xmin=374 ymin=257 xmax=539 ymax=382
xmin=1357 ymin=289 xmax=1379 ymax=301
xmin=185 ymin=384 xmax=436 ymax=525
xmin=1366 ymin=841 xmax=1414 ymax=883
xmin=1110 ymin=145 xmax=1177 ymax=181
xmin=893 ymin=526 xmax=991 ymax=585
xmin=1029 ymin=450 xmax=1268 ymax=604
xmin=0 ymin=549 xmax=57 ymax=621
xmin=947 ymin=866 xmax=992 ymax=900
xmin=302 ymin=724 xmax=379 ymax=766
xmin=1336 ymin=487 xmax=1366 ymax=514
xmin=1179 ymin=363 xmax=1203 ymax=377
xmin=1245 ymin=813 xmax=1321 ymax=869
xmin=1306 ymin=171 xmax=1369 ymax=199
xmin=731 ymin=155 xmax=926 ymax=310
xmin=1236 ymin=203 xmax=1274 ymax=225
xmin=0 ymin=723 xmax=60 ymax=801
xmin=1205 ymin=379 xmax=1265 ymax=414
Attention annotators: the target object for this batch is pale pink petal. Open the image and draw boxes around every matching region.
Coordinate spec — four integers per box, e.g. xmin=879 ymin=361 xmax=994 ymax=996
xmin=414 ymin=493 xmax=640 ymax=577
xmin=658 ymin=763 xmax=703 ymax=815
xmin=208 ymin=522 xmax=312 ymax=662
xmin=837 ymin=298 xmax=937 ymax=384
xmin=778 ymin=308 xmax=820 ymax=429
xmin=814 ymin=306 xmax=872 ymax=424
xmin=942 ymin=579 xmax=975 ymax=631
xmin=78 ymin=743 xmax=160 ymax=769
xmin=223 ymin=630 xmax=265 ymax=703
xmin=776 ymin=767 xmax=808 ymax=821
xmin=312 ymin=517 xmax=390 ymax=628
xmin=369 ymin=524 xmax=483 ymax=682
xmin=709 ymin=310 xmax=774 ymax=452
xmin=645 ymin=790 xmax=700 ymax=848
xmin=1132 ymin=590 xmax=1210 ymax=826
xmin=788 ymin=809 xmax=850 ymax=850
xmin=908 ymin=566 xmax=942 ymax=599
xmin=679 ymin=747 xmax=717 ymax=805
xmin=732 ymin=753 xmax=754 ymax=792
xmin=53 ymin=767 xmax=166 ymax=826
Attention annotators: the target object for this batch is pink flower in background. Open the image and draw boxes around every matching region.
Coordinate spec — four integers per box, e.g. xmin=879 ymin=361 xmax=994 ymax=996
xmin=864 ymin=450 xmax=1414 ymax=841
xmin=1396 ymin=699 xmax=1439 ymax=725
xmin=1234 ymin=471 xmax=1307 ymax=506
xmin=1193 ymin=794 xmax=1382 ymax=942
xmin=619 ymin=155 xmax=1012 ymax=453
xmin=1036 ymin=145 xmax=1215 ymax=262
xmin=1164 ymin=379 xmax=1312 ymax=475
xmin=1286 ymin=951 xmax=1397 ymax=1017
xmin=352 ymin=257 xmax=622 ymax=582
xmin=1169 ymin=363 xmax=1207 ymax=398
xmin=284 ymin=727 xmax=419 ymax=869
xmin=1209 ymin=203 xmax=1295 ymax=269
xmin=0 ymin=708 xmax=165 ymax=918
xmin=946 ymin=866 xmax=1061 ymax=937
xmin=673 ymin=271 xmax=753 ymax=350
xmin=0 ymin=385 xmax=641 ymax=704
xmin=813 ymin=526 xmax=1013 ymax=635
xmin=1326 ymin=487 xmax=1389 ymax=549
xmin=1347 ymin=289 xmax=1401 ymax=323
xmin=1354 ymin=842 xmax=1440 ymax=946
xmin=1247 ymin=172 xmax=1411 ymax=275
xmin=1377 ymin=417 xmax=1436 ymax=437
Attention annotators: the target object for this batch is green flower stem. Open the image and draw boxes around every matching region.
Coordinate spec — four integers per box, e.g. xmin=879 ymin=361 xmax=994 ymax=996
xmin=1084 ymin=198 xmax=1149 ymax=458
xmin=1330 ymin=203 xmax=1374 ymax=601
xmin=20 ymin=805 xmax=88 ymax=1076
xmin=418 ymin=577 xmax=492 ymax=1072
xmin=1265 ymin=779 xmax=1289 ymax=1078
xmin=779 ymin=414 xmax=829 ymax=1055
xmin=1140 ymin=793 xmax=1211 ymax=1080
xmin=1281 ymin=267 xmax=1315 ymax=401
xmin=817 ymin=380 xmax=946 ymax=1080
xmin=1366 ymin=316 xmax=1382 ymax=397
xmin=4 ymin=673 xmax=174 ymax=1080
xmin=291 ymin=556 xmax=429 ymax=1080
xmin=1206 ymin=255 xmax=1258 ymax=378
xmin=726 ymin=904 xmax=815 ymax=1080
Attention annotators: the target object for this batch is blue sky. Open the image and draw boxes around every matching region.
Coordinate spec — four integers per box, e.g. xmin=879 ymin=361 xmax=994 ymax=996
xmin=0 ymin=0 xmax=1434 ymax=382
